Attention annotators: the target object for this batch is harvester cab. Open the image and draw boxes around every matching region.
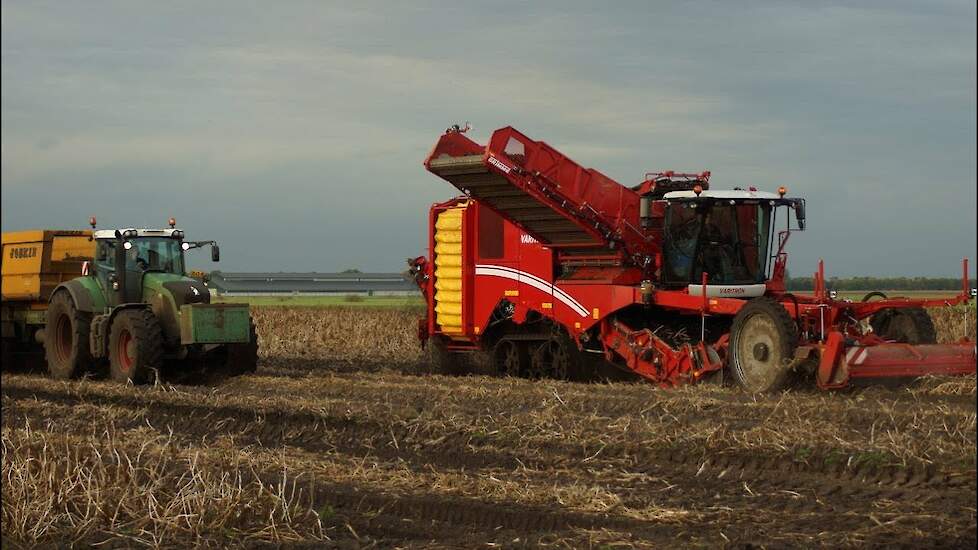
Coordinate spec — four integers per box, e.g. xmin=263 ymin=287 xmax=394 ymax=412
xmin=657 ymin=186 xmax=805 ymax=296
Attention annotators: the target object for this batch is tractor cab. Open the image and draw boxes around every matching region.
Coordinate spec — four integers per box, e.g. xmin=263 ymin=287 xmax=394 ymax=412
xmin=91 ymin=224 xmax=220 ymax=306
xmin=660 ymin=188 xmax=805 ymax=295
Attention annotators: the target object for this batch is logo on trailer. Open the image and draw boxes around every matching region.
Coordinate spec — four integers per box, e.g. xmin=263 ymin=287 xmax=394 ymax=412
xmin=9 ymin=246 xmax=37 ymax=259
xmin=487 ymin=156 xmax=512 ymax=174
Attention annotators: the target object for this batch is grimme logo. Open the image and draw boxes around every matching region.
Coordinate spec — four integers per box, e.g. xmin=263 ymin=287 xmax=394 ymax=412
xmin=9 ymin=247 xmax=37 ymax=259
xmin=487 ymin=156 xmax=511 ymax=174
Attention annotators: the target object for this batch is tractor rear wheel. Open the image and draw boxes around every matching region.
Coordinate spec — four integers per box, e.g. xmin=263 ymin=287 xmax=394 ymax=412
xmin=493 ymin=339 xmax=528 ymax=377
xmin=109 ymin=309 xmax=164 ymax=384
xmin=870 ymin=307 xmax=937 ymax=344
xmin=223 ymin=319 xmax=259 ymax=376
xmin=45 ymin=291 xmax=94 ymax=380
xmin=728 ymin=297 xmax=799 ymax=393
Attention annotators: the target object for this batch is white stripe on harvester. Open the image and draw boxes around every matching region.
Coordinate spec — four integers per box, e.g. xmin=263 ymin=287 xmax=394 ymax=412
xmin=474 ymin=265 xmax=589 ymax=317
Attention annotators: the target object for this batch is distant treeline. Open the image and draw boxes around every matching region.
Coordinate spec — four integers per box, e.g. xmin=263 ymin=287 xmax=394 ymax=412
xmin=785 ymin=277 xmax=976 ymax=291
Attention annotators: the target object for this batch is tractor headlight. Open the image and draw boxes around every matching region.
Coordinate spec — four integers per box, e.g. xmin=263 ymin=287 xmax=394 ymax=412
xmin=123 ymin=241 xmax=133 ymax=250
xmin=172 ymin=230 xmax=185 ymax=239
xmin=181 ymin=242 xmax=191 ymax=251
xmin=123 ymin=229 xmax=138 ymax=238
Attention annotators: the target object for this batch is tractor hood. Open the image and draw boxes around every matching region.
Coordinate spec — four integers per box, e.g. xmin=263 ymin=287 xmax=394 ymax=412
xmin=143 ymin=272 xmax=210 ymax=308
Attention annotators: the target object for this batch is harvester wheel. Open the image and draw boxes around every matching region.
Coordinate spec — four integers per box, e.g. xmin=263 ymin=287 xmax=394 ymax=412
xmin=729 ymin=297 xmax=799 ymax=393
xmin=224 ymin=319 xmax=259 ymax=376
xmin=493 ymin=340 xmax=529 ymax=377
xmin=427 ymin=338 xmax=470 ymax=375
xmin=870 ymin=307 xmax=937 ymax=345
xmin=529 ymin=339 xmax=572 ymax=380
xmin=108 ymin=309 xmax=164 ymax=384
xmin=45 ymin=291 xmax=94 ymax=380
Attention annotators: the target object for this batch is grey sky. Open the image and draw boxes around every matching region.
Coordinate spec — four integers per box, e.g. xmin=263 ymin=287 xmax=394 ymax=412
xmin=2 ymin=1 xmax=975 ymax=276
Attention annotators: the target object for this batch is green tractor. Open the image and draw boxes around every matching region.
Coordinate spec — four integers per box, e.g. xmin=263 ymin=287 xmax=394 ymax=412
xmin=46 ymin=220 xmax=257 ymax=383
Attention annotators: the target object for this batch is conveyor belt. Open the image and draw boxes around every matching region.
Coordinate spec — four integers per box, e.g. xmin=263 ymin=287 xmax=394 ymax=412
xmin=428 ymin=155 xmax=598 ymax=246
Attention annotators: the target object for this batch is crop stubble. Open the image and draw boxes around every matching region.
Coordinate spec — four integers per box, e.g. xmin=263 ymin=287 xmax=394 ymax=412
xmin=2 ymin=305 xmax=976 ymax=548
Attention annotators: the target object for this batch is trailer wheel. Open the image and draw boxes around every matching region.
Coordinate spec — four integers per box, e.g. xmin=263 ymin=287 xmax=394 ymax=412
xmin=729 ymin=297 xmax=799 ymax=393
xmin=109 ymin=309 xmax=164 ymax=384
xmin=493 ymin=340 xmax=528 ymax=377
xmin=224 ymin=319 xmax=259 ymax=376
xmin=45 ymin=291 xmax=94 ymax=379
xmin=870 ymin=308 xmax=937 ymax=345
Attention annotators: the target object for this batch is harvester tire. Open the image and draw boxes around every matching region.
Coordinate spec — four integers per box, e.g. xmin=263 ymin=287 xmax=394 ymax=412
xmin=427 ymin=338 xmax=470 ymax=375
xmin=492 ymin=339 xmax=529 ymax=377
xmin=728 ymin=297 xmax=799 ymax=393
xmin=109 ymin=309 xmax=164 ymax=384
xmin=45 ymin=291 xmax=94 ymax=380
xmin=224 ymin=319 xmax=259 ymax=376
xmin=870 ymin=307 xmax=937 ymax=345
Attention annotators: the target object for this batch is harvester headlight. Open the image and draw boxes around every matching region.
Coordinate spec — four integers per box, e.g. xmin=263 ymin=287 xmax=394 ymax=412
xmin=172 ymin=230 xmax=185 ymax=239
xmin=123 ymin=229 xmax=138 ymax=238
xmin=112 ymin=281 xmax=120 ymax=290
xmin=123 ymin=241 xmax=133 ymax=250
xmin=181 ymin=242 xmax=191 ymax=251
xmin=971 ymin=288 xmax=977 ymax=298
xmin=829 ymin=290 xmax=838 ymax=299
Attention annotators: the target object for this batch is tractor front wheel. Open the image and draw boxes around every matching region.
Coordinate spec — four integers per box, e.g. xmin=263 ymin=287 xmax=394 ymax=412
xmin=45 ymin=291 xmax=94 ymax=380
xmin=728 ymin=297 xmax=799 ymax=393
xmin=109 ymin=309 xmax=164 ymax=384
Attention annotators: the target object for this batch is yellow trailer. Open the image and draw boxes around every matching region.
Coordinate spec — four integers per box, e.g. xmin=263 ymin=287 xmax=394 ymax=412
xmin=1 ymin=230 xmax=94 ymax=358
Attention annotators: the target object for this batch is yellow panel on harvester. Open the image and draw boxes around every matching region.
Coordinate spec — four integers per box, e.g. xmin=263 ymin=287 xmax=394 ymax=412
xmin=433 ymin=205 xmax=467 ymax=335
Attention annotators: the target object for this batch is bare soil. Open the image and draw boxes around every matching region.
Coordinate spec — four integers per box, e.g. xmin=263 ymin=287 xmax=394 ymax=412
xmin=2 ymin=306 xmax=975 ymax=548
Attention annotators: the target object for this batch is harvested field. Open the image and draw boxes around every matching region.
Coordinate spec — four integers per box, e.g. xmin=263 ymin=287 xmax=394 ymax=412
xmin=3 ymin=305 xmax=976 ymax=548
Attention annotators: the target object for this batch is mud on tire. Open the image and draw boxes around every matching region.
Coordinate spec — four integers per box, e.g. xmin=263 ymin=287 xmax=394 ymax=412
xmin=109 ymin=309 xmax=164 ymax=384
xmin=728 ymin=296 xmax=799 ymax=393
xmin=45 ymin=290 xmax=94 ymax=380
xmin=870 ymin=307 xmax=937 ymax=345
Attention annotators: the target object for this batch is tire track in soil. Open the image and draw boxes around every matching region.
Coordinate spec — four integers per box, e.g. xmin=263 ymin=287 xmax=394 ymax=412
xmin=5 ymin=383 xmax=974 ymax=515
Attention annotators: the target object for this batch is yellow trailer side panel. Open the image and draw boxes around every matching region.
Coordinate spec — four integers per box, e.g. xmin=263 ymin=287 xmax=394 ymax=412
xmin=1 ymin=230 xmax=94 ymax=303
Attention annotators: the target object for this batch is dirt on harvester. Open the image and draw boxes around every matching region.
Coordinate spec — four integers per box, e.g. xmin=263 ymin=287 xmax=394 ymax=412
xmin=2 ymin=305 xmax=976 ymax=548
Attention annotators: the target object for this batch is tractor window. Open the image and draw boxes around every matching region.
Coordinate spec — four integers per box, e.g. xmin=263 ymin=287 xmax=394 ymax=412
xmin=125 ymin=238 xmax=185 ymax=275
xmin=663 ymin=201 xmax=772 ymax=286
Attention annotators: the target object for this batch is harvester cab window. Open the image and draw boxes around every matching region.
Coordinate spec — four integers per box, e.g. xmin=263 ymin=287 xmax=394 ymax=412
xmin=662 ymin=201 xmax=772 ymax=286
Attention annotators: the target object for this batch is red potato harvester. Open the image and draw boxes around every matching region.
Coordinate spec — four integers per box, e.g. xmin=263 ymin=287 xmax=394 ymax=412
xmin=408 ymin=125 xmax=976 ymax=391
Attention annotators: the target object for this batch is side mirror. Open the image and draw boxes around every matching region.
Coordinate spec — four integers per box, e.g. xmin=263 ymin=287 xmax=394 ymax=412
xmin=793 ymin=199 xmax=806 ymax=230
xmin=211 ymin=244 xmax=220 ymax=262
